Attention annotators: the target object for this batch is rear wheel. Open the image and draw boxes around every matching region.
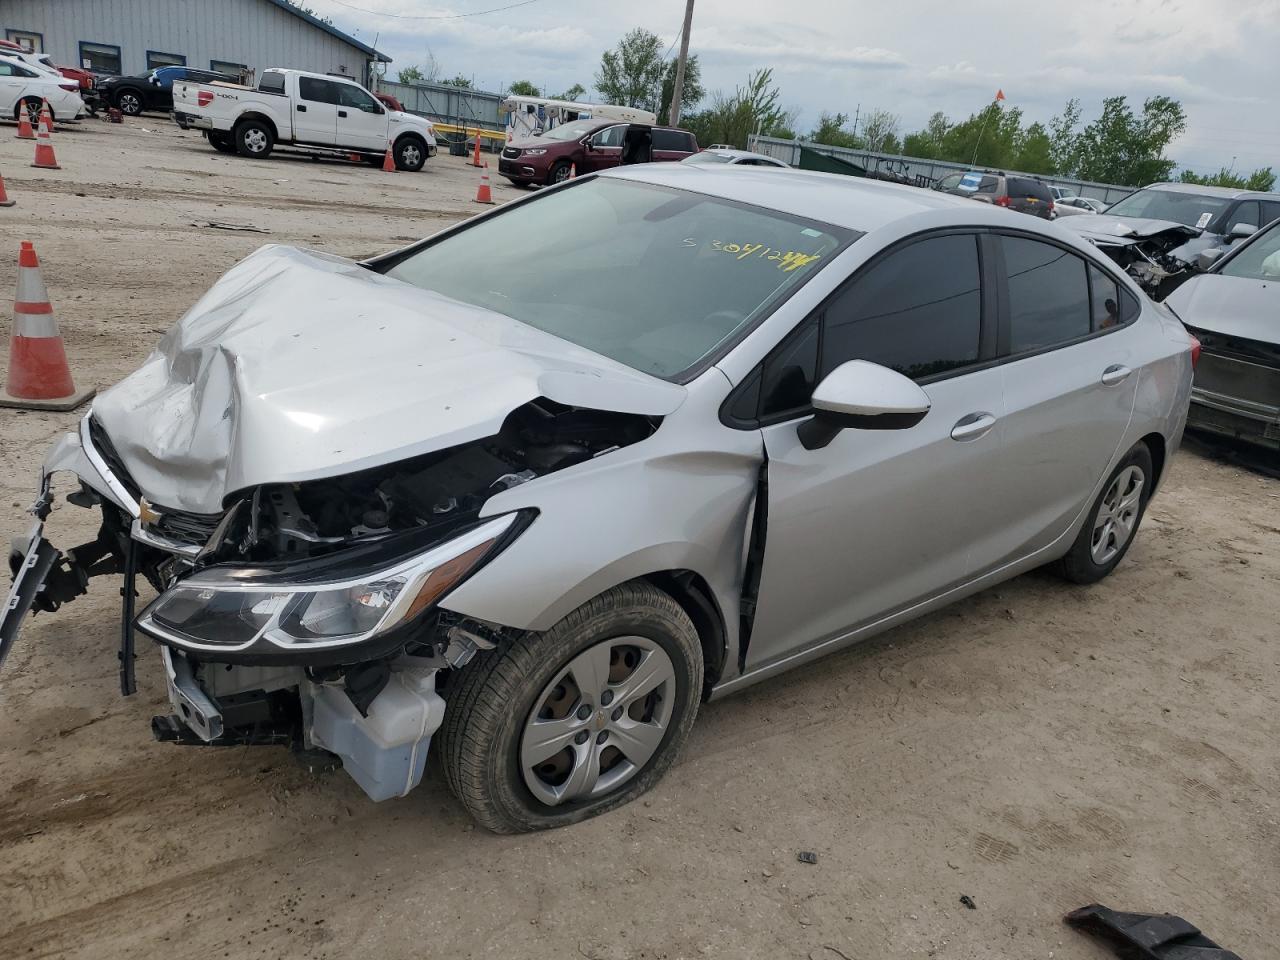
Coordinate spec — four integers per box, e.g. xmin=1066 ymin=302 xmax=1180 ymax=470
xmin=1058 ymin=442 xmax=1154 ymax=584
xmin=440 ymin=581 xmax=703 ymax=833
xmin=115 ymin=89 xmax=144 ymax=116
xmin=15 ymin=97 xmax=42 ymax=125
xmin=234 ymin=119 xmax=274 ymax=159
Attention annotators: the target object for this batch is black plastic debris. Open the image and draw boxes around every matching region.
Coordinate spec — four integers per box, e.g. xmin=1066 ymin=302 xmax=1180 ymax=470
xmin=797 ymin=851 xmax=818 ymax=865
xmin=959 ymin=895 xmax=977 ymax=910
xmin=1065 ymin=904 xmax=1242 ymax=960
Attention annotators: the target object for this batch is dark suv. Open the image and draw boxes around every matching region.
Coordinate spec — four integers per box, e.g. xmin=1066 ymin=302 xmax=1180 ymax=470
xmin=935 ymin=171 xmax=1055 ymax=219
xmin=499 ymin=118 xmax=698 ymax=186
xmin=100 ymin=66 xmax=233 ymax=116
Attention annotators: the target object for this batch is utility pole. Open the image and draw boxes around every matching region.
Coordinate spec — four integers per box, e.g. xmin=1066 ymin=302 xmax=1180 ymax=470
xmin=668 ymin=0 xmax=695 ymax=127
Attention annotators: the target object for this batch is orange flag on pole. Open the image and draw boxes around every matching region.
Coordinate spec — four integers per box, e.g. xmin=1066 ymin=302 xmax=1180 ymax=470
xmin=995 ymin=89 xmax=1006 ymax=101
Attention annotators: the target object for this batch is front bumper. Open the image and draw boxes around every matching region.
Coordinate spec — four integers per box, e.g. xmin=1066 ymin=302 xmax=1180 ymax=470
xmin=498 ymin=157 xmax=539 ymax=180
xmin=1188 ymin=388 xmax=1280 ymax=451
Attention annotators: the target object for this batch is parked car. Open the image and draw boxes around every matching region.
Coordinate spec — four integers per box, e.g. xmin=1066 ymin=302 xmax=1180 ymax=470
xmin=0 ymin=54 xmax=86 ymax=123
xmin=499 ymin=118 xmax=697 ymax=186
xmin=98 ymin=66 xmax=234 ymax=117
xmin=1058 ymin=182 xmax=1280 ymax=299
xmin=1166 ymin=217 xmax=1280 ymax=451
xmin=171 ymin=68 xmax=437 ymax=170
xmin=374 ymin=92 xmax=405 ymax=112
xmin=683 ymin=147 xmax=788 ymax=168
xmin=1053 ymin=196 xmax=1101 ymax=217
xmin=0 ymin=42 xmax=102 ymax=112
xmin=2 ymin=166 xmax=1195 ymax=832
xmin=1048 ymin=185 xmax=1078 ymax=202
xmin=936 ymin=171 xmax=1055 ymax=219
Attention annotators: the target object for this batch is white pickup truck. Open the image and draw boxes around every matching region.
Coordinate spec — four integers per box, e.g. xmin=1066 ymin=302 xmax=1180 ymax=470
xmin=172 ymin=67 xmax=436 ymax=171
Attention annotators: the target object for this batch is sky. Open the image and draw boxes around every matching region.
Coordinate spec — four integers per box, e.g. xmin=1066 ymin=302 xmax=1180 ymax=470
xmin=305 ymin=0 xmax=1280 ymax=175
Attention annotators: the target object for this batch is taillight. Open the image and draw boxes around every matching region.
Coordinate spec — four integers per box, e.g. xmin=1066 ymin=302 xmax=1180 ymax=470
xmin=994 ymin=196 xmax=1011 ymax=207
xmin=197 ymin=90 xmax=214 ymax=107
xmin=1188 ymin=334 xmax=1201 ymax=369
xmin=1047 ymin=201 xmax=1055 ymax=215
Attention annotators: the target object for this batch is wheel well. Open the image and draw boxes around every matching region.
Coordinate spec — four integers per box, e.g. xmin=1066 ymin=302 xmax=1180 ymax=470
xmin=1139 ymin=432 xmax=1167 ymax=492
xmin=395 ymin=131 xmax=425 ymax=148
xmin=237 ymin=113 xmax=278 ymax=138
xmin=643 ymin=571 xmax=727 ymax=697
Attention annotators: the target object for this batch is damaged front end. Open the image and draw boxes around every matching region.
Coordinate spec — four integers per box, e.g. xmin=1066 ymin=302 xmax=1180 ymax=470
xmin=5 ymin=399 xmax=659 ymax=802
xmin=1062 ymin=217 xmax=1206 ymax=300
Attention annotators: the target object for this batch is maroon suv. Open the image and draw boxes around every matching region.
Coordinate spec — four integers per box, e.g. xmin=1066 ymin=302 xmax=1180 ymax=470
xmin=499 ymin=118 xmax=698 ymax=186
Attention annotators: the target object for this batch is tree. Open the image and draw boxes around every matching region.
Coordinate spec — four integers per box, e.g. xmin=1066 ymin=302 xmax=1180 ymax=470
xmin=595 ymin=28 xmax=669 ymax=111
xmin=555 ymin=83 xmax=586 ymax=102
xmin=1072 ymin=95 xmax=1186 ymax=185
xmin=860 ymin=109 xmax=900 ymax=154
xmin=809 ymin=111 xmax=861 ymax=148
xmin=681 ymin=69 xmax=789 ymax=149
xmin=1179 ymin=166 xmax=1276 ymax=191
xmin=1015 ymin=121 xmax=1054 ymax=174
xmin=508 ymin=80 xmax=542 ymax=97
xmin=397 ymin=65 xmax=424 ymax=84
xmin=440 ymin=74 xmax=472 ymax=89
xmin=658 ymin=54 xmax=704 ymax=122
xmin=938 ymin=103 xmax=1023 ymax=168
xmin=903 ymin=111 xmax=949 ymax=159
xmin=1048 ymin=98 xmax=1082 ymax=175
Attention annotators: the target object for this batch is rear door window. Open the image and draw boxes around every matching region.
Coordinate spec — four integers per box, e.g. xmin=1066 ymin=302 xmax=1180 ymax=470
xmin=999 ymin=236 xmax=1091 ymax=353
xmin=653 ymin=128 xmax=693 ymax=152
xmin=298 ymin=76 xmax=339 ymax=104
xmin=1230 ymin=201 xmax=1261 ymax=230
xmin=819 ymin=233 xmax=983 ymax=381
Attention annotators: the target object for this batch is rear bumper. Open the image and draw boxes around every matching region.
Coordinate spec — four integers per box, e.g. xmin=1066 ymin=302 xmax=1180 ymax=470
xmin=1188 ymin=387 xmax=1280 ymax=451
xmin=172 ymin=111 xmax=213 ymax=130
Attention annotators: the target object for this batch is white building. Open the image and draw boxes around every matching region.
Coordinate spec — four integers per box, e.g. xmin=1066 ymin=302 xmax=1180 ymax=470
xmin=2 ymin=0 xmax=389 ymax=85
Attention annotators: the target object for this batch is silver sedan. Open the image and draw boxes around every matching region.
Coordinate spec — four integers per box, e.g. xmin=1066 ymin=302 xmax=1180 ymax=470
xmin=3 ymin=167 xmax=1195 ymax=832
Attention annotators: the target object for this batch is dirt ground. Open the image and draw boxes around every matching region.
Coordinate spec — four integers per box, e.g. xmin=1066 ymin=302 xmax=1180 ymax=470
xmin=1 ymin=117 xmax=1278 ymax=960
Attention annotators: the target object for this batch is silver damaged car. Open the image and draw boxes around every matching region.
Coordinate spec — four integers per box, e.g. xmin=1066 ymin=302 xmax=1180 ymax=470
xmin=2 ymin=167 xmax=1196 ymax=832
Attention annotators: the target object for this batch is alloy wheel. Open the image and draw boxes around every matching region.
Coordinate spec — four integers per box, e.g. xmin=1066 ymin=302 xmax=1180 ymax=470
xmin=1091 ymin=465 xmax=1144 ymax=564
xmin=244 ymin=129 xmax=268 ymax=153
xmin=120 ymin=93 xmax=141 ymax=115
xmin=400 ymin=143 xmax=421 ymax=167
xmin=521 ymin=636 xmax=675 ymax=806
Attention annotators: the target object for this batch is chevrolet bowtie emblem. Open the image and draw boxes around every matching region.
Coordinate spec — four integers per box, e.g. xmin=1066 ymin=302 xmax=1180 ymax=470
xmin=138 ymin=498 xmax=163 ymax=526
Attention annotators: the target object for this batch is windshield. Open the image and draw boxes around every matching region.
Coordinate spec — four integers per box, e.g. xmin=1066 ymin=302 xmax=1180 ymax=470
xmin=1220 ymin=222 xmax=1280 ymax=281
xmin=533 ymin=119 xmax=600 ymax=143
xmin=1104 ymin=189 xmax=1230 ymax=229
xmin=386 ymin=178 xmax=851 ymax=379
xmin=684 ymin=152 xmax=734 ymax=164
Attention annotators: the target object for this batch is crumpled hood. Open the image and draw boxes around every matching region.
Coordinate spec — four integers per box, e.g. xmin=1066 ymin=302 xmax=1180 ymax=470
xmin=1060 ymin=215 xmax=1202 ymax=246
xmin=1165 ymin=273 xmax=1280 ymax=344
xmin=92 ymin=245 xmax=686 ymax=514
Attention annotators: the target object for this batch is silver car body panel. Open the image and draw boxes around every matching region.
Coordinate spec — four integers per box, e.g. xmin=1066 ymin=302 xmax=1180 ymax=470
xmin=90 ymin=244 xmax=687 ymax=515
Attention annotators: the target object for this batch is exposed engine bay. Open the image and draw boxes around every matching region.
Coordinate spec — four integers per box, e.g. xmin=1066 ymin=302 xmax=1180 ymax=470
xmin=5 ymin=399 xmax=657 ymax=802
xmin=1065 ymin=220 xmax=1206 ymax=300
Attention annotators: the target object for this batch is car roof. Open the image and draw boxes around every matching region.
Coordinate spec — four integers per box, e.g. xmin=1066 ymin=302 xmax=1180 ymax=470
xmin=1142 ymin=181 xmax=1280 ymax=200
xmin=602 ymin=164 xmax=1025 ymax=233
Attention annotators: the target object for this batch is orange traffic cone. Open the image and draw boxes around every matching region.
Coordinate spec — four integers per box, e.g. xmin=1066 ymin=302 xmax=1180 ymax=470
xmin=31 ymin=108 xmax=60 ymax=170
xmin=473 ymin=166 xmax=494 ymax=204
xmin=569 ymin=162 xmax=577 ymax=178
xmin=1 ymin=242 xmax=94 ymax=410
xmin=382 ymin=146 xmax=396 ymax=172
xmin=0 ymin=172 xmax=14 ymax=207
xmin=38 ymin=99 xmax=54 ymax=131
xmin=470 ymin=129 xmax=483 ymax=167
xmin=15 ymin=104 xmax=34 ymax=139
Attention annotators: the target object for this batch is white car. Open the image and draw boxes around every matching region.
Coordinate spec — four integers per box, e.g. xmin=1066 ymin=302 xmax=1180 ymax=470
xmin=0 ymin=54 xmax=86 ymax=122
xmin=683 ymin=147 xmax=788 ymax=168
xmin=1053 ymin=196 xmax=1102 ymax=218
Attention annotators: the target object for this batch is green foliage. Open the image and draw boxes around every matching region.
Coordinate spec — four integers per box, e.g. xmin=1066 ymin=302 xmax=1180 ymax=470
xmin=860 ymin=110 xmax=901 ymax=153
xmin=1179 ymin=167 xmax=1277 ymax=191
xmin=1014 ymin=122 xmax=1054 ymax=174
xmin=555 ymin=83 xmax=586 ymax=102
xmin=440 ymin=74 xmax=472 ymax=89
xmin=658 ymin=54 xmax=704 ymax=122
xmin=595 ymin=28 xmax=669 ymax=111
xmin=1069 ymin=96 xmax=1186 ymax=184
xmin=809 ymin=112 xmax=862 ymax=148
xmin=902 ymin=112 xmax=949 ymax=159
xmin=507 ymin=80 xmax=542 ymax=97
xmin=681 ymin=69 xmax=790 ymax=149
xmin=397 ymin=65 xmax=423 ymax=84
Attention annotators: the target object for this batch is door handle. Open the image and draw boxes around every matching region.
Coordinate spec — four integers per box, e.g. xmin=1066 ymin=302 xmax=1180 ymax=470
xmin=1101 ymin=364 xmax=1132 ymax=386
xmin=296 ymin=104 xmax=306 ymax=112
xmin=338 ymin=110 xmax=348 ymax=118
xmin=951 ymin=412 xmax=997 ymax=441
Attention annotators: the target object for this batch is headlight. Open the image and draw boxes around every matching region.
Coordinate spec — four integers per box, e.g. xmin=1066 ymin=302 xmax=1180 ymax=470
xmin=522 ymin=148 xmax=547 ymax=156
xmin=138 ymin=514 xmax=519 ymax=654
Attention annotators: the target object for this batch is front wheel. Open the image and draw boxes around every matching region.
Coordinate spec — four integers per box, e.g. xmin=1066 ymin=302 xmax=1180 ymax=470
xmin=235 ymin=119 xmax=274 ymax=159
xmin=440 ymin=581 xmax=703 ymax=833
xmin=547 ymin=159 xmax=573 ymax=184
xmin=116 ymin=89 xmax=144 ymax=116
xmin=394 ymin=136 xmax=426 ymax=171
xmin=1058 ymin=441 xmax=1154 ymax=584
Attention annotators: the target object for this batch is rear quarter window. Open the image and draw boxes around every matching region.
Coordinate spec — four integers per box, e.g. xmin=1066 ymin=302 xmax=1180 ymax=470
xmin=260 ymin=72 xmax=286 ymax=94
xmin=654 ymin=129 xmax=694 ymax=153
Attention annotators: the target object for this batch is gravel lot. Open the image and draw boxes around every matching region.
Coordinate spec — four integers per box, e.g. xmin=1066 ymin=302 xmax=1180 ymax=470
xmin=1 ymin=117 xmax=1277 ymax=960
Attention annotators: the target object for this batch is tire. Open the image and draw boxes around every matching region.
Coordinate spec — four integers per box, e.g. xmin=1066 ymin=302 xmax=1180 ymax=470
xmin=207 ymin=131 xmax=236 ymax=154
xmin=393 ymin=135 xmax=426 ymax=171
xmin=440 ymin=581 xmax=703 ymax=833
xmin=15 ymin=97 xmax=42 ymax=125
xmin=1058 ymin=441 xmax=1154 ymax=584
xmin=547 ymin=159 xmax=573 ymax=185
xmin=115 ymin=89 xmax=144 ymax=116
xmin=234 ymin=119 xmax=274 ymax=159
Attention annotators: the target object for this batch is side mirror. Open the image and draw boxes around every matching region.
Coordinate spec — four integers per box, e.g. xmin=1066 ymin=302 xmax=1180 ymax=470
xmin=1195 ymin=248 xmax=1223 ymax=272
xmin=583 ymin=138 xmax=596 ymax=151
xmin=1228 ymin=222 xmax=1257 ymax=241
xmin=797 ymin=360 xmax=932 ymax=451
